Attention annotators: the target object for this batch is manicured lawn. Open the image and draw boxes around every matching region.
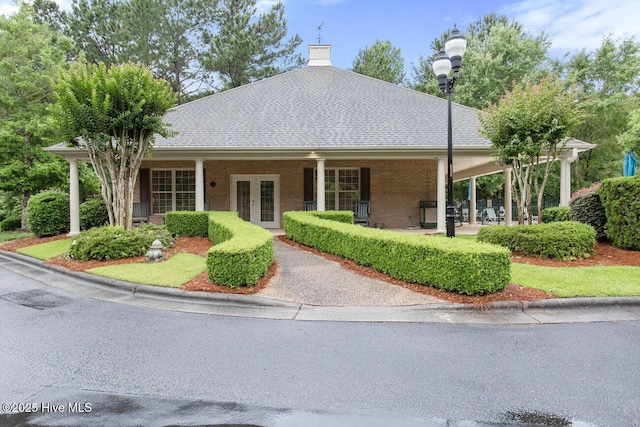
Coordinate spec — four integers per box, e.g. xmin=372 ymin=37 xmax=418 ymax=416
xmin=511 ymin=263 xmax=640 ymax=297
xmin=16 ymin=238 xmax=73 ymax=260
xmin=87 ymin=253 xmax=207 ymax=288
xmin=0 ymin=231 xmax=33 ymax=244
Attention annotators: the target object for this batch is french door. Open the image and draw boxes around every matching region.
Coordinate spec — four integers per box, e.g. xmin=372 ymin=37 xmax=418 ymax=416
xmin=230 ymin=175 xmax=280 ymax=228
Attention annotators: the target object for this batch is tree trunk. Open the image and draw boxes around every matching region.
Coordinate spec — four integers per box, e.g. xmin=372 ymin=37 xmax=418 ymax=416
xmin=21 ymin=193 xmax=30 ymax=231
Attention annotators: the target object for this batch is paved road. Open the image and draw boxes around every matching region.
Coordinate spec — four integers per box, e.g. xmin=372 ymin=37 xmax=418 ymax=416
xmin=1 ymin=263 xmax=639 ymax=426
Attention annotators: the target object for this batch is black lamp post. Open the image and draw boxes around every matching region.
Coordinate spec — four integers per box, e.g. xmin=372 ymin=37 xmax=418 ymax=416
xmin=432 ymin=25 xmax=467 ymax=238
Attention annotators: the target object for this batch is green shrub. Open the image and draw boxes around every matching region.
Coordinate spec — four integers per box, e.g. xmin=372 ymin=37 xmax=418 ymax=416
xmin=284 ymin=211 xmax=510 ymax=296
xmin=79 ymin=197 xmax=109 ymax=230
xmin=69 ymin=225 xmax=175 ymax=261
xmin=26 ymin=191 xmax=69 ymax=237
xmin=569 ymin=183 xmax=607 ymax=242
xmin=206 ymin=212 xmax=273 ymax=288
xmin=308 ymin=210 xmax=354 ymax=224
xmin=0 ymin=215 xmax=22 ymax=232
xmin=477 ymin=221 xmax=596 ymax=260
xmin=600 ymin=175 xmax=640 ymax=250
xmin=541 ymin=206 xmax=570 ymax=223
xmin=165 ymin=211 xmax=209 ymax=236
xmin=0 ymin=209 xmax=6 ymax=222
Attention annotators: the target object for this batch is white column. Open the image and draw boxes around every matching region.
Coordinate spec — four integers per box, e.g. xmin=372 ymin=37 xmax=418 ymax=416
xmin=504 ymin=169 xmax=512 ymax=225
xmin=437 ymin=158 xmax=446 ymax=233
xmin=68 ymin=159 xmax=80 ymax=236
xmin=560 ymin=159 xmax=569 ymax=206
xmin=317 ymin=158 xmax=326 ymax=211
xmin=195 ymin=159 xmax=204 ymax=211
xmin=470 ymin=176 xmax=477 ymax=224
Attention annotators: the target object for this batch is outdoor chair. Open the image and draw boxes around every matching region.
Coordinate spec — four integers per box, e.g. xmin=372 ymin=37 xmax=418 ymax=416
xmin=353 ymin=200 xmax=370 ymax=227
xmin=304 ymin=200 xmax=316 ymax=211
xmin=132 ymin=202 xmax=149 ymax=225
xmin=482 ymin=207 xmax=498 ymax=224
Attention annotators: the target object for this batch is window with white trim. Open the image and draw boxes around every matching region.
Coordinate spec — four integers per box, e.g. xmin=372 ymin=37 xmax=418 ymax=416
xmin=151 ymin=170 xmax=196 ymax=214
xmin=315 ymin=168 xmax=360 ymax=210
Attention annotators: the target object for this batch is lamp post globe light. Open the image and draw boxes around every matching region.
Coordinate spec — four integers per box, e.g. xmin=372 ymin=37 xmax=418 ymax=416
xmin=432 ymin=25 xmax=467 ymax=238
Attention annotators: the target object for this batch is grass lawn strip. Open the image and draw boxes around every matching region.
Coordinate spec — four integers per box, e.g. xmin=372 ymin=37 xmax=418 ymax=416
xmin=511 ymin=264 xmax=640 ymax=297
xmin=16 ymin=238 xmax=73 ymax=260
xmin=87 ymin=253 xmax=206 ymax=288
xmin=0 ymin=231 xmax=34 ymax=244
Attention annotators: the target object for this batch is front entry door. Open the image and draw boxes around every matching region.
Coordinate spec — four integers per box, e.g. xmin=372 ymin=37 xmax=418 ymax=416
xmin=231 ymin=175 xmax=280 ymax=228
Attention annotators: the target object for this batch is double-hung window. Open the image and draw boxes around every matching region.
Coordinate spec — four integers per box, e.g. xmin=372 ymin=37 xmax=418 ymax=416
xmin=151 ymin=170 xmax=196 ymax=214
xmin=316 ymin=168 xmax=360 ymax=210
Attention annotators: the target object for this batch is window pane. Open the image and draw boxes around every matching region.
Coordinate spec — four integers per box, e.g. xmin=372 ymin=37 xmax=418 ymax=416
xmin=175 ymin=170 xmax=196 ymax=211
xmin=236 ymin=181 xmax=251 ymax=221
xmin=260 ymin=181 xmax=275 ymax=222
xmin=152 ymin=170 xmax=172 ymax=214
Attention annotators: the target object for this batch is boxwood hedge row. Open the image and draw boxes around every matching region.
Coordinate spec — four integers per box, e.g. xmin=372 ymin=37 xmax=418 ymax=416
xmin=477 ymin=221 xmax=595 ymax=260
xmin=206 ymin=211 xmax=274 ymax=288
xmin=165 ymin=211 xmax=209 ymax=236
xmin=599 ymin=175 xmax=640 ymax=250
xmin=283 ymin=211 xmax=510 ymax=296
xmin=541 ymin=206 xmax=570 ymax=223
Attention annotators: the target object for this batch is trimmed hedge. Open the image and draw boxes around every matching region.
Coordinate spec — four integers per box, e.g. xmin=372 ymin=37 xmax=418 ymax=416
xmin=541 ymin=206 xmax=570 ymax=223
xmin=284 ymin=211 xmax=510 ymax=296
xmin=206 ymin=211 xmax=273 ymax=287
xmin=69 ymin=224 xmax=175 ymax=261
xmin=569 ymin=184 xmax=607 ymax=242
xmin=477 ymin=221 xmax=595 ymax=260
xmin=80 ymin=197 xmax=109 ymax=230
xmin=600 ymin=175 xmax=640 ymax=250
xmin=26 ymin=191 xmax=70 ymax=237
xmin=165 ymin=211 xmax=209 ymax=236
xmin=0 ymin=215 xmax=22 ymax=232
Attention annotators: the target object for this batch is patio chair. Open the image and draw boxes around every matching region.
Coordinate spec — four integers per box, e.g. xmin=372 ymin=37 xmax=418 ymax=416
xmin=304 ymin=200 xmax=316 ymax=211
xmin=132 ymin=202 xmax=149 ymax=225
xmin=482 ymin=207 xmax=498 ymax=224
xmin=353 ymin=200 xmax=370 ymax=227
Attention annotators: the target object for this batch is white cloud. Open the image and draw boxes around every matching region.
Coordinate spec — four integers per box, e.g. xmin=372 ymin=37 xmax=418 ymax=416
xmin=0 ymin=2 xmax=19 ymax=16
xmin=255 ymin=0 xmax=281 ymax=14
xmin=502 ymin=0 xmax=640 ymax=54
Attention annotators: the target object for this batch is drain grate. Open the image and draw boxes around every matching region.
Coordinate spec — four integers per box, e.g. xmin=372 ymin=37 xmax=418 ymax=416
xmin=1 ymin=288 xmax=72 ymax=310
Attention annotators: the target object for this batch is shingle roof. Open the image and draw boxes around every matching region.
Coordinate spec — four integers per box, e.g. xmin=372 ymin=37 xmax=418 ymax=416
xmin=154 ymin=65 xmax=489 ymax=149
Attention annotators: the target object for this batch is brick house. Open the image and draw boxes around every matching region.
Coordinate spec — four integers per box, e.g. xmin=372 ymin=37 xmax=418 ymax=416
xmin=48 ymin=45 xmax=594 ymax=233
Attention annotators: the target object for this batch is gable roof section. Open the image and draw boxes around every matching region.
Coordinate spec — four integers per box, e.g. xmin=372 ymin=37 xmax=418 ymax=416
xmin=154 ymin=65 xmax=488 ymax=150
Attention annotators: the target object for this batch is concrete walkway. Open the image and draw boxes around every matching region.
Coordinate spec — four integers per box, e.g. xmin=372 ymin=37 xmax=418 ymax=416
xmin=257 ymin=239 xmax=442 ymax=306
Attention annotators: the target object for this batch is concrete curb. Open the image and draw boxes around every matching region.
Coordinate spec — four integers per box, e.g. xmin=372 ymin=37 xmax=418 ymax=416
xmin=2 ymin=249 xmax=640 ymax=324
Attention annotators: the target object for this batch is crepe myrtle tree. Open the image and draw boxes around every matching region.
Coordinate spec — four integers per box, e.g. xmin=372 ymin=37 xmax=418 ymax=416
xmin=479 ymin=76 xmax=582 ymax=223
xmin=52 ymin=61 xmax=176 ymax=230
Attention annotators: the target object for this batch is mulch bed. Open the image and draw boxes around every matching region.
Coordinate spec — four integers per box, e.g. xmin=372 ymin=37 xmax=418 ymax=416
xmin=3 ymin=234 xmax=639 ymax=305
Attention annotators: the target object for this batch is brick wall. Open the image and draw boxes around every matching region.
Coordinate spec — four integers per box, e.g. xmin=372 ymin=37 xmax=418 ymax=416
xmin=138 ymin=158 xmax=438 ymax=229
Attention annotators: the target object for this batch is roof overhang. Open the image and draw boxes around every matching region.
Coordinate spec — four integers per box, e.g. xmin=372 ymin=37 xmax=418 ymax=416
xmin=45 ymin=138 xmax=596 ymax=181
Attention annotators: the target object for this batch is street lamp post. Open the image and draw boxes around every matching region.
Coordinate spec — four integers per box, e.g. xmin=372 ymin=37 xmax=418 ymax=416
xmin=432 ymin=25 xmax=467 ymax=238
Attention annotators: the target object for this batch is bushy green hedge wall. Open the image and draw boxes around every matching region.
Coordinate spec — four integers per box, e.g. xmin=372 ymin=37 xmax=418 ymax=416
xmin=69 ymin=224 xmax=175 ymax=261
xmin=165 ymin=211 xmax=209 ymax=236
xmin=284 ymin=211 xmax=510 ymax=296
xmin=569 ymin=185 xmax=608 ymax=242
xmin=541 ymin=206 xmax=570 ymax=223
xmin=79 ymin=197 xmax=109 ymax=230
xmin=477 ymin=221 xmax=595 ymax=260
xmin=26 ymin=191 xmax=70 ymax=237
xmin=206 ymin=211 xmax=273 ymax=287
xmin=0 ymin=215 xmax=22 ymax=232
xmin=600 ymin=175 xmax=640 ymax=250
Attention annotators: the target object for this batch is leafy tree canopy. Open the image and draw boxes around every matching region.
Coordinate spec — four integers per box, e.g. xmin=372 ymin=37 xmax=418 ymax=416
xmin=52 ymin=61 xmax=176 ymax=229
xmin=203 ymin=0 xmax=303 ymax=90
xmin=351 ymin=40 xmax=406 ymax=85
xmin=412 ymin=13 xmax=551 ymax=109
xmin=479 ymin=76 xmax=582 ymax=222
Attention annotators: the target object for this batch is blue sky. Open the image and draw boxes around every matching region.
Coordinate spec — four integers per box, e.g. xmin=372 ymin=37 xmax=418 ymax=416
xmin=3 ymin=0 xmax=640 ymax=77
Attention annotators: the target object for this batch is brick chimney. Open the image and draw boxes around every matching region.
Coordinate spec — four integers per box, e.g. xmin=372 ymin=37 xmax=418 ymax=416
xmin=307 ymin=45 xmax=332 ymax=67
